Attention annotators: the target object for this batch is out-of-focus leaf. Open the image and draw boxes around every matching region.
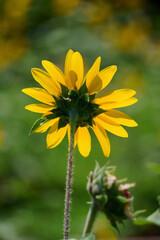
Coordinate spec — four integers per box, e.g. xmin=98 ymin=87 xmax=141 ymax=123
xmin=147 ymin=163 xmax=160 ymax=174
xmin=147 ymin=208 xmax=160 ymax=226
xmin=81 ymin=233 xmax=96 ymax=240
xmin=134 ymin=208 xmax=160 ymax=226
xmin=134 ymin=218 xmax=152 ymax=225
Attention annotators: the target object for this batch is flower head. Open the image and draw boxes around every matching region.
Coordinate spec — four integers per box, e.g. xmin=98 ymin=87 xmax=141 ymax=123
xmin=22 ymin=49 xmax=138 ymax=157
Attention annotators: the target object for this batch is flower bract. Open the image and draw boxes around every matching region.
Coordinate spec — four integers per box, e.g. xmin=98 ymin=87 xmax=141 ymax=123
xmin=22 ymin=49 xmax=138 ymax=157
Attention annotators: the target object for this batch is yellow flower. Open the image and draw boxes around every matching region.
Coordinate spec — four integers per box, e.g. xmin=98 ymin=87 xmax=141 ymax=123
xmin=22 ymin=50 xmax=138 ymax=157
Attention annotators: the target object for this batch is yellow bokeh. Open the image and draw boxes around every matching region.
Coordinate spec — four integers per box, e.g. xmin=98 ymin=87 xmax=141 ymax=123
xmin=0 ymin=0 xmax=32 ymax=71
xmin=93 ymin=215 xmax=117 ymax=240
xmin=53 ymin=0 xmax=81 ymax=16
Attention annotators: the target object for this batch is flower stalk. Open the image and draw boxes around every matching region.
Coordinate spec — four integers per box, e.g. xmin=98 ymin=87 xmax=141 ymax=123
xmin=82 ymin=200 xmax=98 ymax=237
xmin=64 ymin=111 xmax=76 ymax=240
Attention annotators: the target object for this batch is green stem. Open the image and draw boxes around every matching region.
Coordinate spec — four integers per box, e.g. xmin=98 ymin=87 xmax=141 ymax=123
xmin=64 ymin=112 xmax=75 ymax=240
xmin=82 ymin=201 xmax=98 ymax=237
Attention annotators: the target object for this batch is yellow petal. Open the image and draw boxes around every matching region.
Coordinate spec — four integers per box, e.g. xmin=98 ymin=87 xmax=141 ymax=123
xmin=42 ymin=60 xmax=67 ymax=87
xmin=25 ymin=104 xmax=54 ymax=113
xmin=92 ymin=122 xmax=110 ymax=157
xmin=76 ymin=127 xmax=91 ymax=157
xmin=64 ymin=49 xmax=74 ymax=88
xmin=69 ymin=71 xmax=78 ymax=89
xmin=31 ymin=68 xmax=61 ymax=97
xmin=98 ymin=65 xmax=117 ymax=91
xmin=94 ymin=89 xmax=136 ymax=104
xmin=104 ymin=110 xmax=138 ymax=127
xmin=47 ymin=122 xmax=68 ymax=148
xmin=70 ymin=51 xmax=84 ymax=90
xmin=22 ymin=88 xmax=54 ymax=105
xmin=86 ymin=75 xmax=102 ymax=95
xmin=42 ymin=112 xmax=53 ymax=118
xmin=34 ymin=118 xmax=59 ymax=133
xmin=99 ymin=97 xmax=138 ymax=109
xmin=85 ymin=57 xmax=101 ymax=94
xmin=94 ymin=115 xmax=128 ymax=138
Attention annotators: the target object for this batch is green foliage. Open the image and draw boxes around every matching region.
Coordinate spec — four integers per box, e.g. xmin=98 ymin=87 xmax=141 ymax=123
xmin=134 ymin=195 xmax=160 ymax=227
xmin=147 ymin=163 xmax=160 ymax=174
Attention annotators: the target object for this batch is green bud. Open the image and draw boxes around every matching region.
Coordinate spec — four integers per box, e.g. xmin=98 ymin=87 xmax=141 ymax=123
xmin=87 ymin=163 xmax=136 ymax=229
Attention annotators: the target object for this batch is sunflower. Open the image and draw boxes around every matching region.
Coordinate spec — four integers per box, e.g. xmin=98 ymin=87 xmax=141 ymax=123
xmin=22 ymin=49 xmax=138 ymax=157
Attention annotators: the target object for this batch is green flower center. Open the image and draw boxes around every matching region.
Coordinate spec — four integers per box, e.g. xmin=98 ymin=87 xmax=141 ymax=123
xmin=46 ymin=84 xmax=104 ymax=129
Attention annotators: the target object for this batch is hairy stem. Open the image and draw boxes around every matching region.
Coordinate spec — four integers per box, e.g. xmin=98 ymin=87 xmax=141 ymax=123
xmin=82 ymin=201 xmax=98 ymax=237
xmin=64 ymin=115 xmax=75 ymax=240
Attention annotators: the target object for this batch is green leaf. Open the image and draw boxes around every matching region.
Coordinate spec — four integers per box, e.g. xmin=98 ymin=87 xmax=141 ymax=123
xmin=134 ymin=218 xmax=152 ymax=225
xmin=81 ymin=233 xmax=96 ymax=240
xmin=147 ymin=208 xmax=160 ymax=226
xmin=29 ymin=118 xmax=44 ymax=135
xmin=147 ymin=162 xmax=160 ymax=174
xmin=134 ymin=208 xmax=160 ymax=226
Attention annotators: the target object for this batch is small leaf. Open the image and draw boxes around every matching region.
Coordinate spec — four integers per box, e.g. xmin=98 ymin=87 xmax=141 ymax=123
xmin=81 ymin=233 xmax=96 ymax=240
xmin=29 ymin=118 xmax=44 ymax=135
xmin=147 ymin=162 xmax=160 ymax=174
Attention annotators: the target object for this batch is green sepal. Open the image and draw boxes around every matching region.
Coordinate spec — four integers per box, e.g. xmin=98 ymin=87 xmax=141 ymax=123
xmin=116 ymin=196 xmax=129 ymax=203
xmin=29 ymin=118 xmax=45 ymax=135
xmin=116 ymin=178 xmax=127 ymax=184
xmin=89 ymin=94 xmax=96 ymax=102
xmin=59 ymin=83 xmax=69 ymax=97
xmin=45 ymin=113 xmax=55 ymax=120
xmin=95 ymin=194 xmax=108 ymax=209
xmin=92 ymin=108 xmax=106 ymax=117
xmin=58 ymin=118 xmax=68 ymax=129
xmin=79 ymin=82 xmax=88 ymax=95
xmin=104 ymin=165 xmax=116 ymax=175
xmin=132 ymin=209 xmax=146 ymax=217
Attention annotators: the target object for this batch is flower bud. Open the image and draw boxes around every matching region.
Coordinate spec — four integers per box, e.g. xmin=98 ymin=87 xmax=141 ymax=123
xmin=87 ymin=162 xmax=136 ymax=228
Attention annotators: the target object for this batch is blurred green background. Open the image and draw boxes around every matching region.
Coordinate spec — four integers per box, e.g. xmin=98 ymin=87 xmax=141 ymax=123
xmin=0 ymin=0 xmax=160 ymax=239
